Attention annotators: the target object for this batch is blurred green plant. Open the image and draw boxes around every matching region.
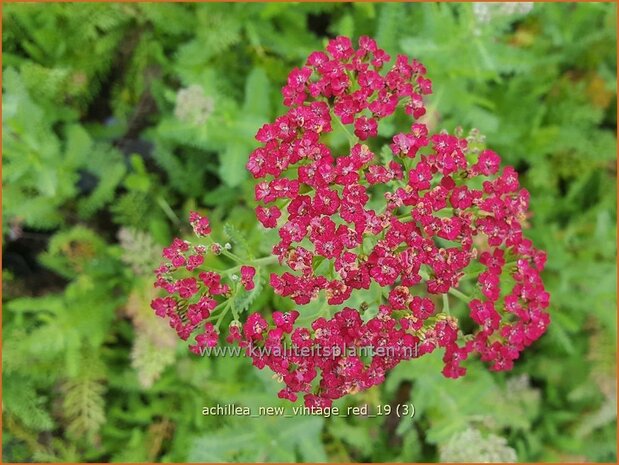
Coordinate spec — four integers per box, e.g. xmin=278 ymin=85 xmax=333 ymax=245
xmin=2 ymin=2 xmax=616 ymax=463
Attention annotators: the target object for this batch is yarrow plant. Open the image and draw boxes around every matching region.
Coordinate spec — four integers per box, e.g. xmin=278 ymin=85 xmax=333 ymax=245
xmin=151 ymin=36 xmax=550 ymax=407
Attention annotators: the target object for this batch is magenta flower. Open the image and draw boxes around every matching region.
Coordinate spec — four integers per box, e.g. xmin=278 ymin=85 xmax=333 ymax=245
xmin=240 ymin=266 xmax=256 ymax=291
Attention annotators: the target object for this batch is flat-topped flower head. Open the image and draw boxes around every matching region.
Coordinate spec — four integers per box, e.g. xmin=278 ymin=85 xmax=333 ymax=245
xmin=152 ymin=35 xmax=550 ymax=406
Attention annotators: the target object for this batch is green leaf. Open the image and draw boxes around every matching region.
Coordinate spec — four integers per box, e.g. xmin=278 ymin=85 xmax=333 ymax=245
xmin=243 ymin=67 xmax=271 ymax=117
xmin=232 ymin=267 xmax=265 ymax=314
xmin=3 ymin=375 xmax=55 ymax=432
xmin=62 ymin=377 xmax=106 ymax=442
xmin=223 ymin=222 xmax=252 ymax=259
xmin=218 ymin=141 xmax=248 ymax=187
xmin=189 ymin=415 xmax=326 ymax=462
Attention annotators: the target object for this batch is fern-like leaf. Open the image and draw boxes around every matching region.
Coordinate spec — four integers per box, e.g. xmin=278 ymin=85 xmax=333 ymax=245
xmin=223 ymin=222 xmax=252 ymax=259
xmin=61 ymin=377 xmax=106 ymax=442
xmin=130 ymin=333 xmax=177 ymax=389
xmin=232 ymin=267 xmax=265 ymax=315
xmin=118 ymin=228 xmax=161 ymax=276
xmin=3 ymin=375 xmax=54 ymax=432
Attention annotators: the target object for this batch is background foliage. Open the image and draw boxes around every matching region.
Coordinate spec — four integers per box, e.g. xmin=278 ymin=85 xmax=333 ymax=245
xmin=2 ymin=2 xmax=617 ymax=463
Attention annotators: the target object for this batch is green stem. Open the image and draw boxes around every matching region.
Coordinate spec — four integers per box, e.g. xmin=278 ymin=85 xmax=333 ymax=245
xmin=338 ymin=119 xmax=357 ymax=147
xmin=442 ymin=293 xmax=451 ymax=315
xmin=156 ymin=196 xmax=180 ymax=225
xmin=205 ymin=301 xmax=227 ymax=321
xmin=396 ymin=214 xmax=414 ymax=223
xmin=230 ymin=282 xmax=241 ymax=321
xmin=221 ymin=249 xmax=245 ymax=263
xmin=447 ymin=287 xmax=472 ymax=304
xmin=215 ymin=298 xmax=234 ymax=331
xmin=328 ymin=105 xmax=357 ymax=147
xmin=251 ymin=255 xmax=280 ymax=266
xmin=203 ymin=236 xmax=245 ymax=264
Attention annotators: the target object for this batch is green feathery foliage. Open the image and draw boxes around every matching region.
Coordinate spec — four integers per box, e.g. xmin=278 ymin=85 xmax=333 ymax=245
xmin=2 ymin=69 xmax=126 ymax=231
xmin=2 ymin=3 xmax=616 ymax=463
xmin=61 ymin=355 xmax=107 ymax=443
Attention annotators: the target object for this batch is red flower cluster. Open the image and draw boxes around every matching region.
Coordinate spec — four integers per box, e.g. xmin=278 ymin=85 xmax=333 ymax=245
xmin=244 ymin=36 xmax=549 ymax=404
xmin=236 ymin=307 xmax=424 ymax=405
xmin=151 ymin=212 xmax=257 ymax=355
xmin=151 ymin=36 xmax=550 ymax=407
